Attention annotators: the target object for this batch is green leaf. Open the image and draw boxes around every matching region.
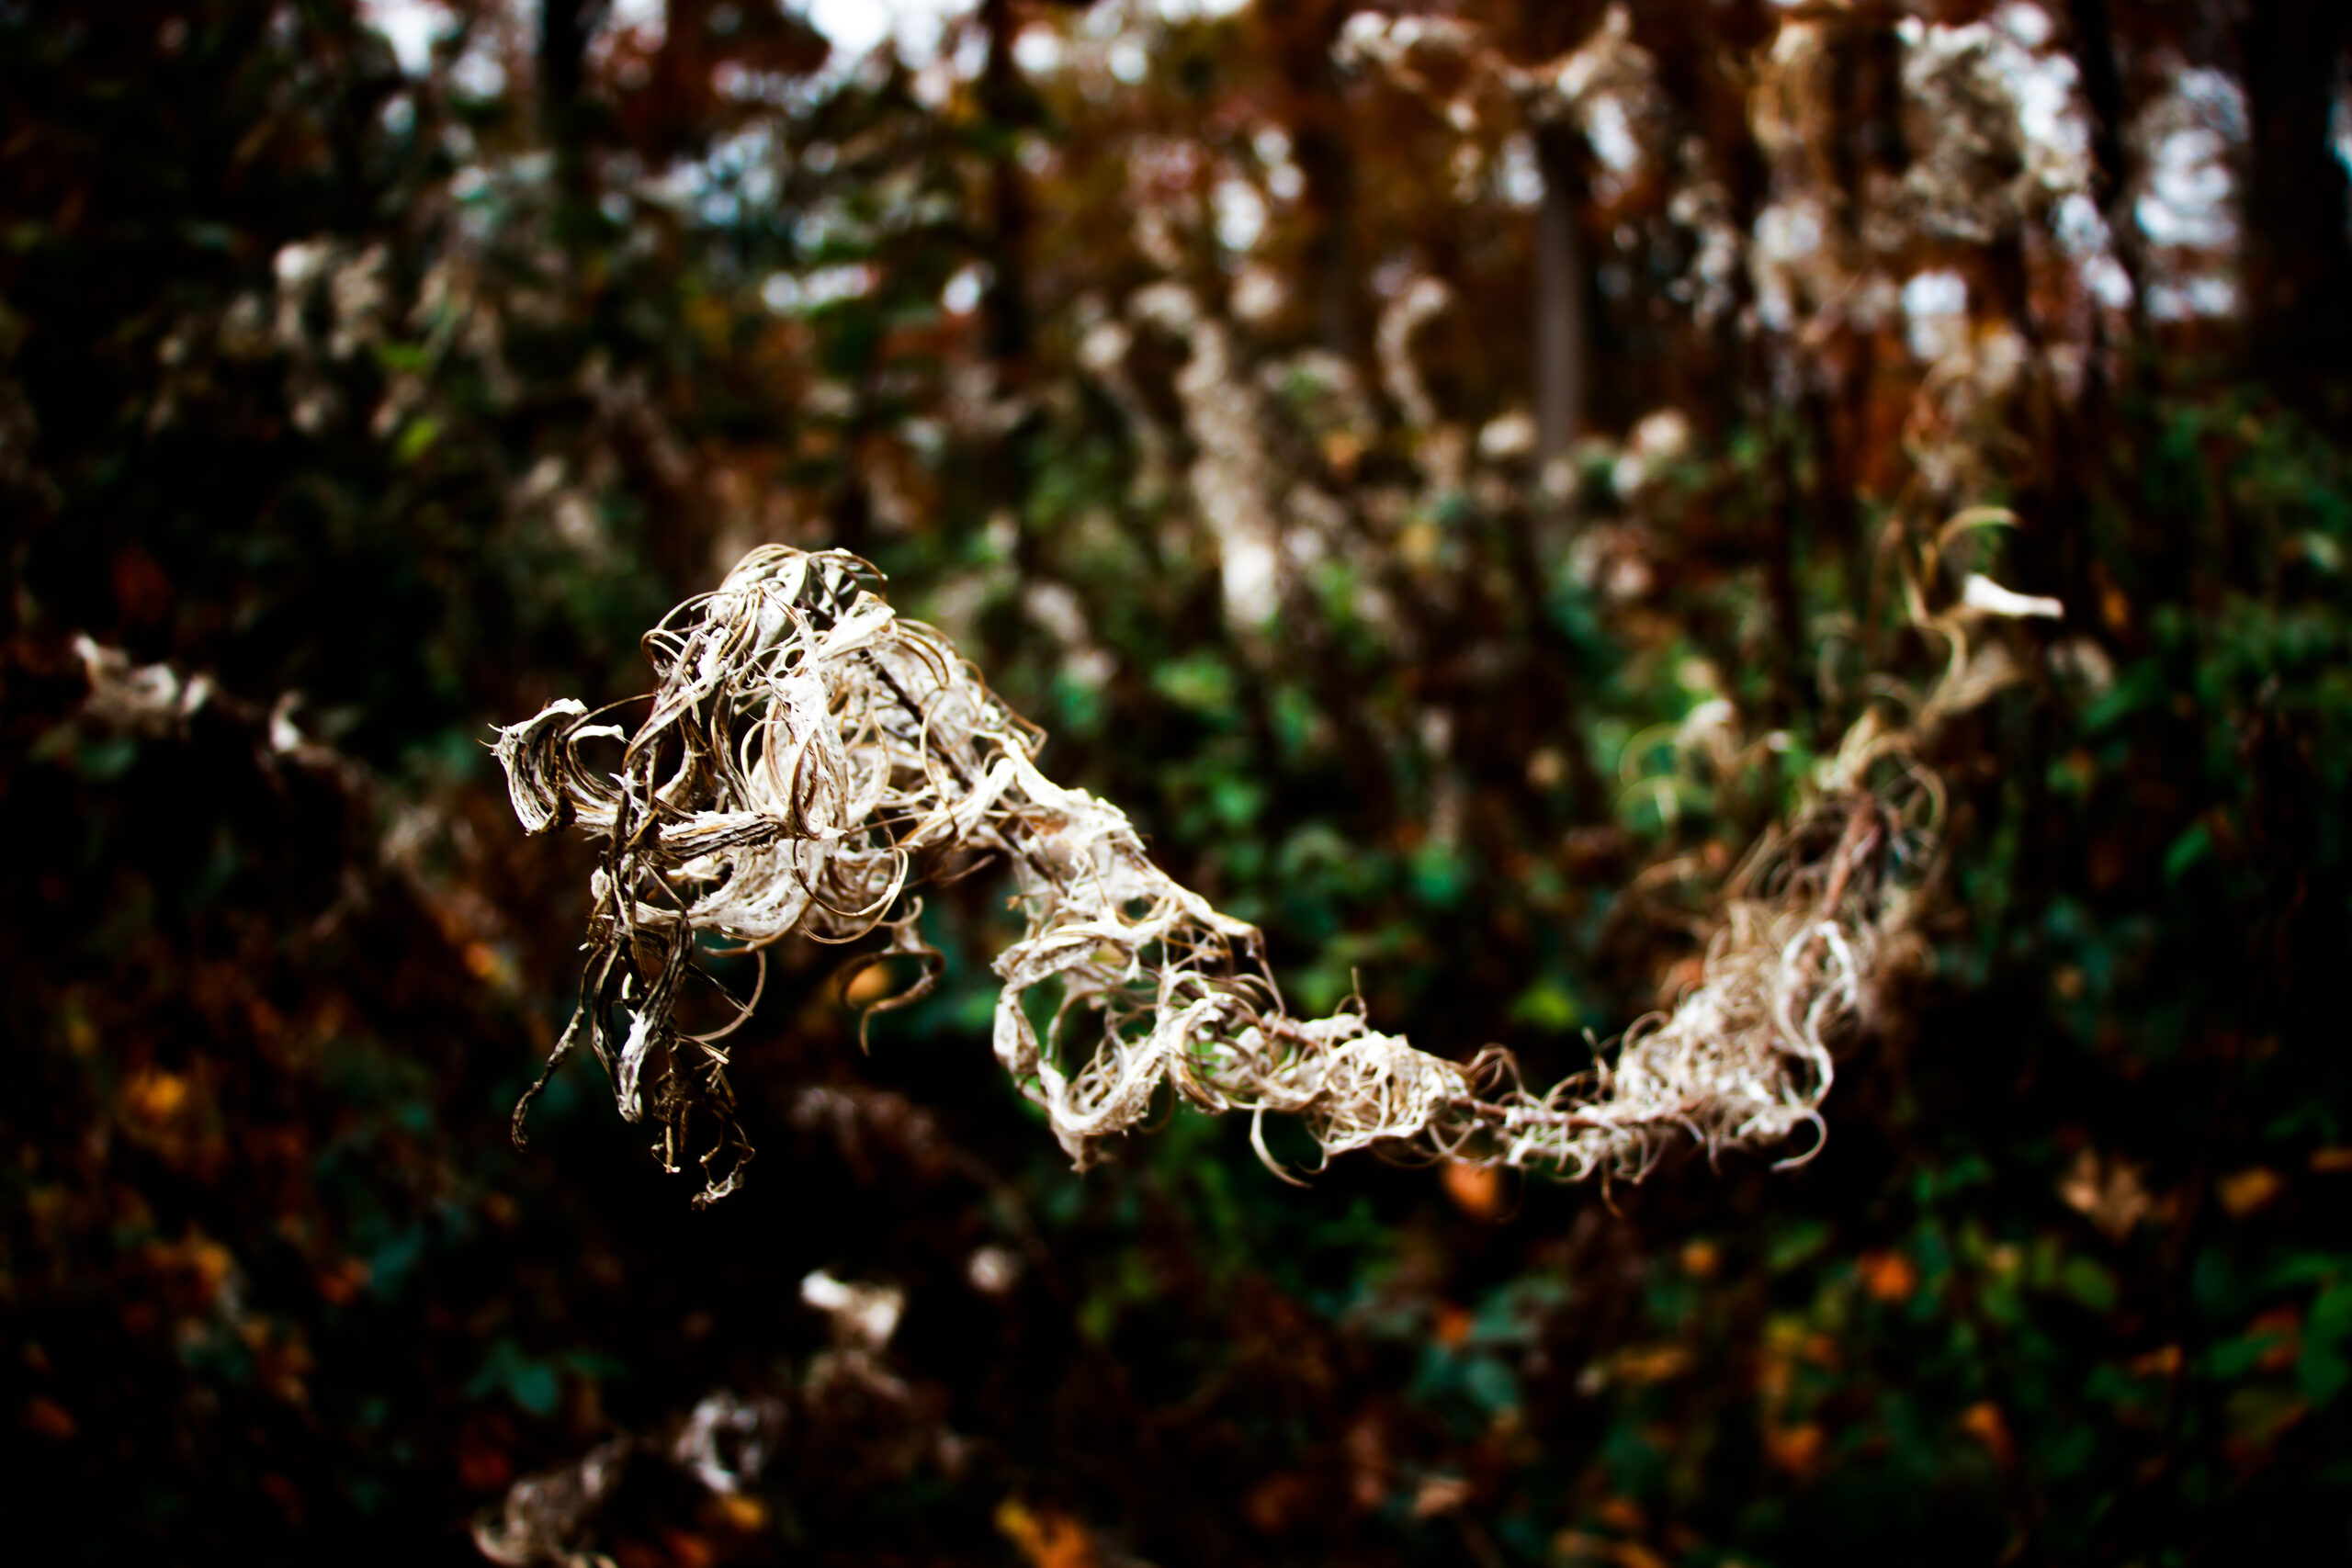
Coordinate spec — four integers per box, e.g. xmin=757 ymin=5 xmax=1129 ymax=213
xmin=1150 ymin=652 xmax=1235 ymax=717
xmin=2055 ymin=1255 xmax=2119 ymax=1314
xmin=1409 ymin=841 xmax=1468 ymax=908
xmin=2302 ymin=1283 xmax=2352 ymax=1406
xmin=469 ymin=1340 xmax=562 ymax=1417
xmin=1509 ymin=978 xmax=1580 ymax=1033
xmin=394 ymin=415 xmax=440 ymax=463
xmin=1768 ymin=1221 xmax=1831 ymax=1275
xmin=1462 ymin=1355 xmax=1521 ymax=1414
xmin=372 ymin=340 xmax=431 ymax=374
xmin=2163 ymin=822 xmax=2213 ymax=884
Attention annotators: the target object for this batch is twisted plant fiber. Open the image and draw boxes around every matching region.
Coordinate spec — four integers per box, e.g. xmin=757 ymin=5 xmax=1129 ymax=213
xmin=496 ymin=547 xmax=1949 ymax=1204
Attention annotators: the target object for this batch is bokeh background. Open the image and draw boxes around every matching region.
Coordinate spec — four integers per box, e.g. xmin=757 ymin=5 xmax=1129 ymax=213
xmin=6 ymin=1 xmax=2352 ymax=1563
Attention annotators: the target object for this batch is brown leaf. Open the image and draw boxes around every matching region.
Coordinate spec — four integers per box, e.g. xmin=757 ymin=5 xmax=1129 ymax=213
xmin=1611 ymin=1344 xmax=1694 ymax=1385
xmin=23 ymin=1396 xmax=76 ymax=1441
xmin=1244 ymin=1472 xmax=1316 ymax=1534
xmin=2218 ymin=1167 xmax=2283 ymax=1217
xmin=1763 ymin=1421 xmax=1824 ymax=1477
xmin=1409 ymin=1475 xmax=1473 ymax=1519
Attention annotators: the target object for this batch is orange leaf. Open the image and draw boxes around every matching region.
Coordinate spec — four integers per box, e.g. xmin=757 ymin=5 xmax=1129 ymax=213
xmin=1431 ymin=1303 xmax=1472 ymax=1347
xmin=125 ymin=1067 xmax=190 ymax=1123
xmin=1442 ymin=1160 xmax=1503 ymax=1220
xmin=1858 ymin=1250 xmax=1917 ymax=1303
xmin=2218 ymin=1167 xmax=2282 ymax=1217
xmin=1764 ymin=1421 xmax=1825 ymax=1477
xmin=1959 ymin=1401 xmax=2014 ymax=1467
xmin=995 ymin=1498 xmax=1099 ymax=1568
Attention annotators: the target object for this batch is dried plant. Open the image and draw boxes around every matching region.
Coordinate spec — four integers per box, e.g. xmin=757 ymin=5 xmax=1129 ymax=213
xmin=472 ymin=1437 xmax=630 ymax=1568
xmin=1896 ymin=11 xmax=2093 ymax=245
xmin=471 ymin=1268 xmax=939 ymax=1565
xmin=74 ymin=636 xmax=214 ymax=737
xmin=71 ymin=637 xmax=520 ymax=975
xmin=1127 ymin=283 xmax=1288 ymax=629
xmin=497 ymin=546 xmax=2038 ymax=1204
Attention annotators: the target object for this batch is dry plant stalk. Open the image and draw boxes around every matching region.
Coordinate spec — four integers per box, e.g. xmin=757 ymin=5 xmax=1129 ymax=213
xmin=496 ymin=547 xmax=2023 ymax=1204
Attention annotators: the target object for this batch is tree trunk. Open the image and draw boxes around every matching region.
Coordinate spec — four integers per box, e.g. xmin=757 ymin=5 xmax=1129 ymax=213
xmin=1262 ymin=0 xmax=1359 ymax=361
xmin=979 ymin=0 xmax=1034 ymax=378
xmin=1533 ymin=124 xmax=1589 ymax=474
xmin=2240 ymin=0 xmax=2352 ymax=424
xmin=539 ymin=0 xmax=608 ymax=245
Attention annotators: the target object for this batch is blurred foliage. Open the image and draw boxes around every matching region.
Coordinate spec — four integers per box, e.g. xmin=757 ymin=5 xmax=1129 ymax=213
xmin=4 ymin=1 xmax=2351 ymax=1565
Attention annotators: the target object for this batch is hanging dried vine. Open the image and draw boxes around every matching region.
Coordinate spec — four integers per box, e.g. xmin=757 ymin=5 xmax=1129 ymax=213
xmin=496 ymin=544 xmax=2040 ymax=1204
